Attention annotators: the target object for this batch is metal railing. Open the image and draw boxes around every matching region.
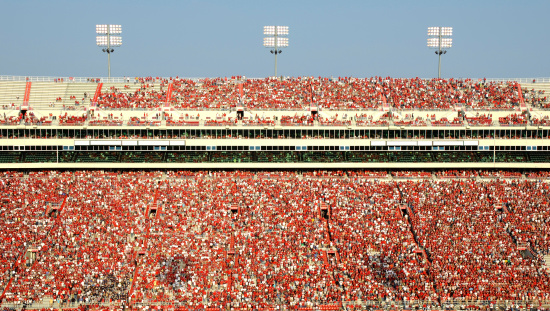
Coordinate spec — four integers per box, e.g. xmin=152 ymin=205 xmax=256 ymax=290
xmin=482 ymin=77 xmax=550 ymax=83
xmin=0 ymin=75 xmax=207 ymax=83
xmin=2 ymin=75 xmax=550 ymax=84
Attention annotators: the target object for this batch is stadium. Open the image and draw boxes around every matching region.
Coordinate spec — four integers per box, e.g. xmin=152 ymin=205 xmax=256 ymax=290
xmin=1 ymin=2 xmax=550 ymax=311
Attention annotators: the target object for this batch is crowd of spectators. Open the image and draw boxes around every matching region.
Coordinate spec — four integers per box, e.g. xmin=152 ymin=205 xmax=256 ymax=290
xmin=0 ymin=170 xmax=549 ymax=309
xmin=430 ymin=117 xmax=464 ymax=127
xmin=526 ymin=171 xmax=550 ymax=179
xmin=89 ymin=77 xmax=526 ymax=111
xmin=22 ymin=112 xmax=49 ymax=126
xmin=281 ymin=115 xmax=315 ymax=126
xmin=204 ymin=117 xmax=237 ymax=126
xmin=477 ymin=170 xmax=522 ymax=178
xmin=394 ymin=117 xmax=427 ymax=127
xmin=242 ymin=117 xmax=276 ymax=126
xmin=303 ymin=170 xmax=348 ymax=178
xmin=319 ymin=117 xmax=352 ymax=127
xmin=391 ymin=171 xmax=432 ymax=179
xmin=58 ymin=113 xmax=87 ymax=126
xmin=496 ymin=181 xmax=550 ymax=256
xmin=399 ymin=180 xmax=550 ymax=301
xmin=499 ymin=114 xmax=528 ymax=126
xmin=435 ymin=170 xmax=478 ymax=178
xmin=127 ymin=117 xmax=161 ymax=127
xmin=466 ymin=114 xmax=494 ymax=126
xmin=523 ymin=89 xmax=548 ymax=109
xmin=0 ymin=114 xmax=22 ymax=125
xmin=531 ymin=116 xmax=550 ymax=126
xmin=97 ymin=84 xmax=167 ymax=109
xmin=88 ymin=119 xmax=124 ymax=126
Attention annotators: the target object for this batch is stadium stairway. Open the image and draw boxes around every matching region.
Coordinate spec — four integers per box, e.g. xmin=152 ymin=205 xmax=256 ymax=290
xmin=513 ymin=83 xmax=526 ymax=112
xmin=320 ymin=202 xmax=353 ymax=300
xmin=321 ymin=250 xmax=329 ymax=265
xmin=91 ymin=82 xmax=103 ymax=107
xmin=127 ymin=255 xmax=140 ymax=303
xmin=401 ymin=207 xmax=430 ymax=262
xmin=165 ymin=82 xmax=173 ymax=109
xmin=128 ymin=187 xmax=164 ymax=303
xmin=128 ymin=221 xmax=152 ymax=303
xmin=0 ymin=274 xmax=14 ymax=303
xmin=22 ymin=82 xmax=31 ymax=108
xmin=394 ymin=186 xmax=438 ymax=298
xmin=517 ymin=244 xmax=536 ymax=259
xmin=493 ymin=203 xmax=536 ymax=259
xmin=544 ymin=255 xmax=550 ymax=273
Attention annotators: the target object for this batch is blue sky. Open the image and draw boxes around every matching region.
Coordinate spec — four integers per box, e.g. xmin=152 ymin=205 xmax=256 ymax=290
xmin=0 ymin=0 xmax=548 ymax=79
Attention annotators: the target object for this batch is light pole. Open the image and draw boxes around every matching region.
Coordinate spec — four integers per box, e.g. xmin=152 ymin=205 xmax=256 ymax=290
xmin=427 ymin=27 xmax=452 ymax=79
xmin=263 ymin=26 xmax=289 ymax=78
xmin=96 ymin=24 xmax=122 ymax=82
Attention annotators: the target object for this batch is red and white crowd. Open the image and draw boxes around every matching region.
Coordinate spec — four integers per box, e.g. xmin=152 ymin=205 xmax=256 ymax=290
xmin=92 ymin=77 xmax=529 ymax=111
xmin=0 ymin=170 xmax=549 ymax=309
xmin=400 ymin=180 xmax=550 ymax=301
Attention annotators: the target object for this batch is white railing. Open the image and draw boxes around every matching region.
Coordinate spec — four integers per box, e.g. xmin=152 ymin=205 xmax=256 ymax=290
xmin=482 ymin=77 xmax=550 ymax=83
xmin=2 ymin=75 xmax=550 ymax=84
xmin=0 ymin=75 xmax=208 ymax=83
xmin=0 ymin=76 xmax=114 ymax=83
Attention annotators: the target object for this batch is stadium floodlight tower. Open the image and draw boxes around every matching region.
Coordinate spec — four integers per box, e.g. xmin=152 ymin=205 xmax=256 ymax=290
xmin=96 ymin=24 xmax=122 ymax=82
xmin=263 ymin=26 xmax=289 ymax=78
xmin=427 ymin=27 xmax=452 ymax=79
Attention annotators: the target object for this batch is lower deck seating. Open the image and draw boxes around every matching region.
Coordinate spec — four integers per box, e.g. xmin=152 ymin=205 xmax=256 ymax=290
xmin=0 ymin=170 xmax=548 ymax=309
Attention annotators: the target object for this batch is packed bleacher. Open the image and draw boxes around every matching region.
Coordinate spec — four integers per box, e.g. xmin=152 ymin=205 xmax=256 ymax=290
xmin=89 ymin=77 xmax=525 ymax=111
xmin=96 ymin=83 xmax=167 ymax=109
xmin=399 ymin=180 xmax=550 ymax=301
xmin=0 ymin=170 xmax=549 ymax=310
